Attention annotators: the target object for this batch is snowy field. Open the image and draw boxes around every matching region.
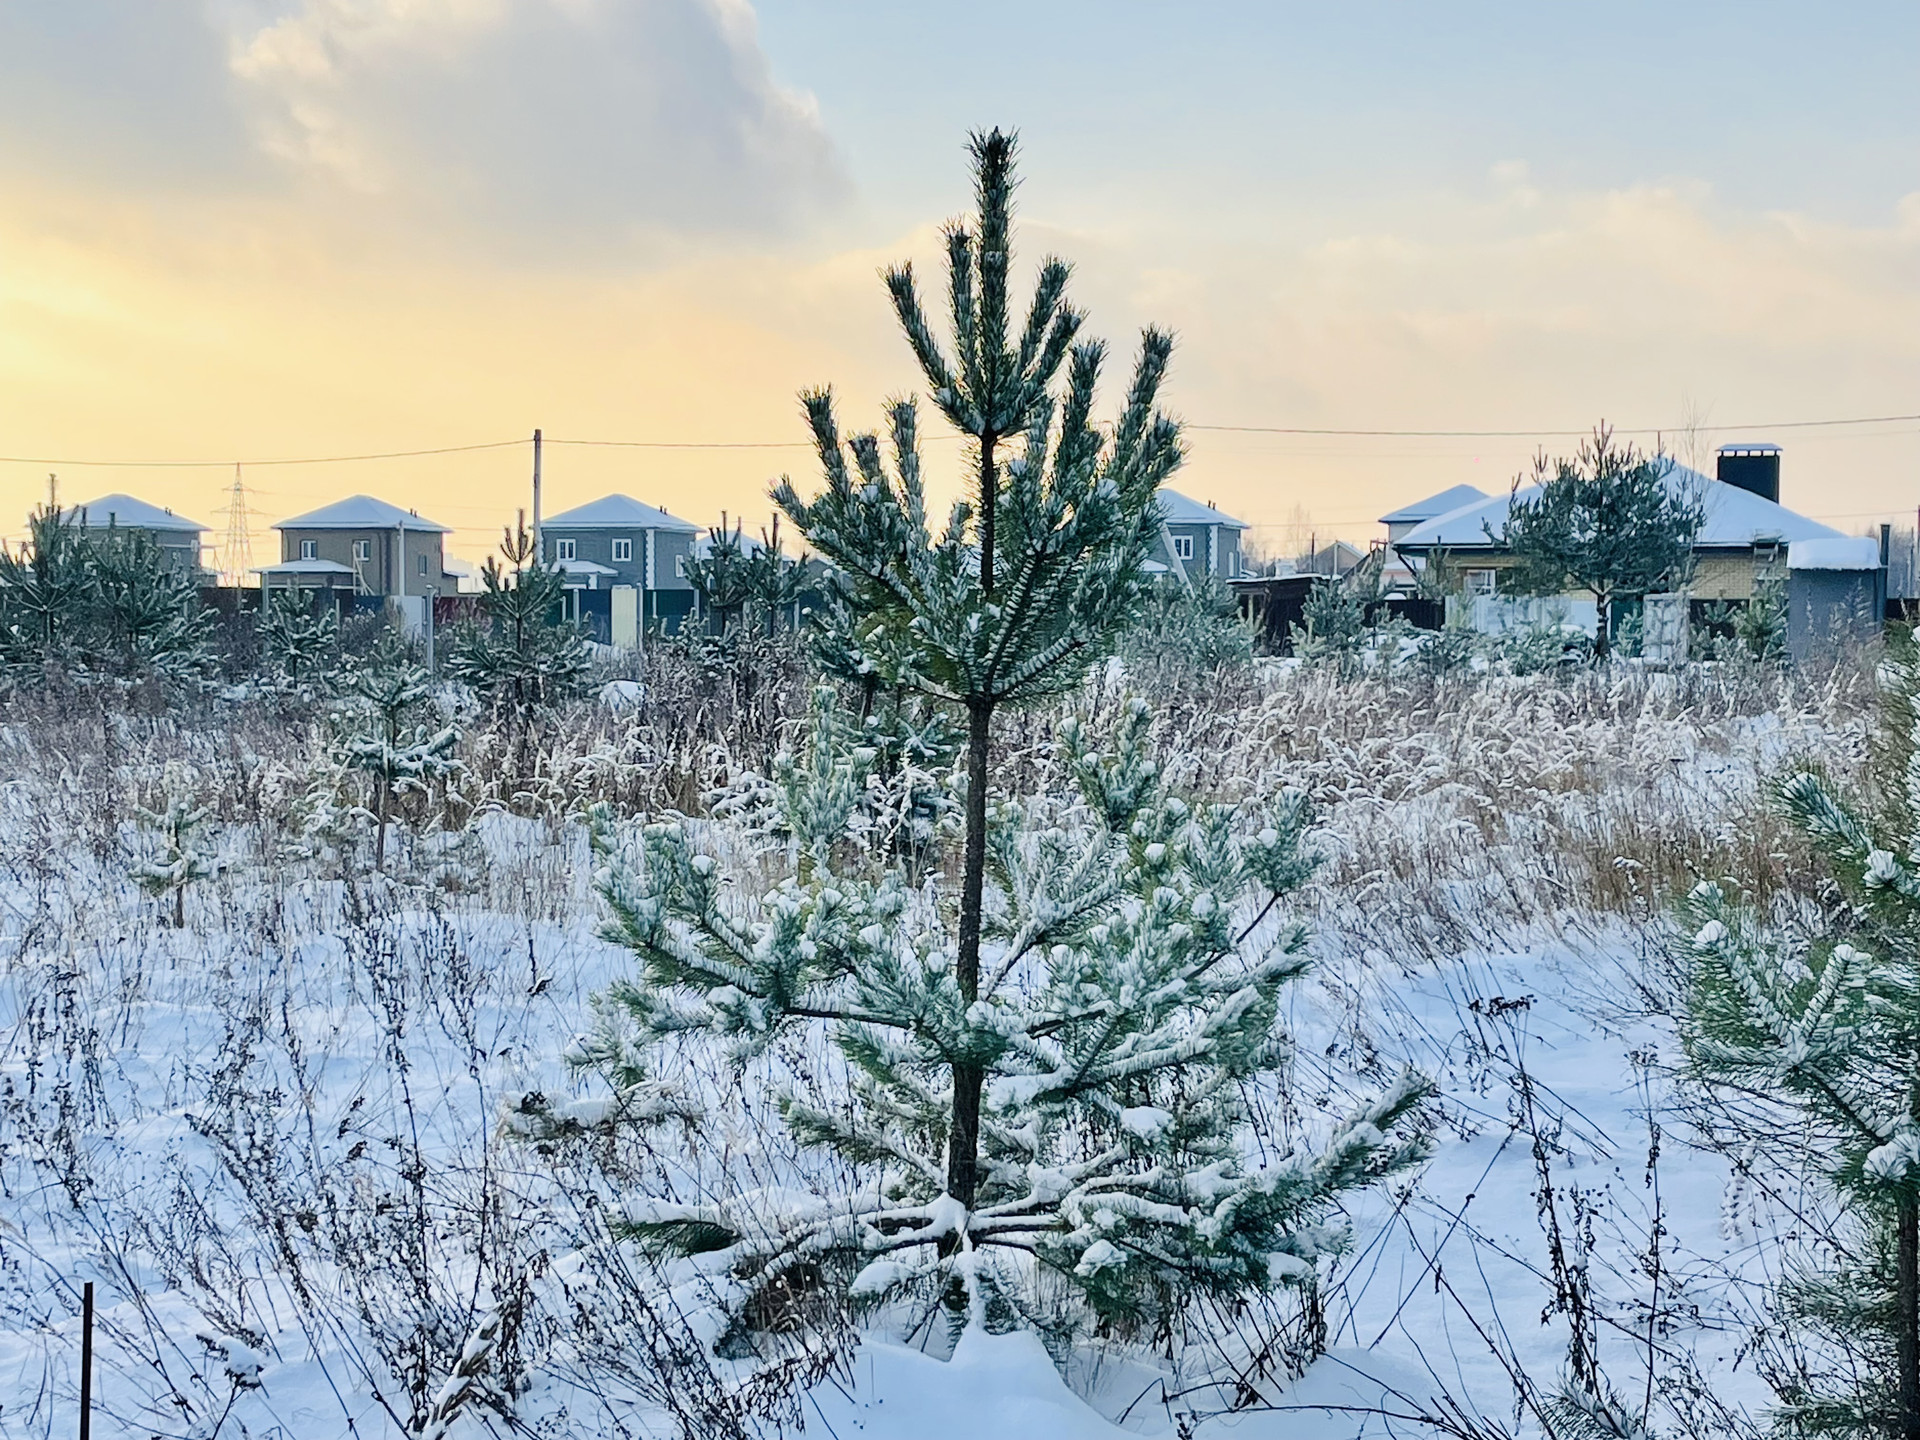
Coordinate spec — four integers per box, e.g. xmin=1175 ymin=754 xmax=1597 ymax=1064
xmin=0 ymin=659 xmax=1868 ymax=1438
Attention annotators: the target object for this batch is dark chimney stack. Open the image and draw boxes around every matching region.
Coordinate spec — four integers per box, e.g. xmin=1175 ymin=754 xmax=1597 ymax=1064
xmin=1716 ymin=442 xmax=1781 ymax=503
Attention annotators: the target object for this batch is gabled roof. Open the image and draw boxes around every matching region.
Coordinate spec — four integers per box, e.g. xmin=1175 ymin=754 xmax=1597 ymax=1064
xmin=64 ymin=493 xmax=206 ymax=534
xmin=541 ymin=494 xmax=701 ymax=533
xmin=1157 ymin=490 xmax=1248 ymax=530
xmin=274 ymin=495 xmax=450 ymax=533
xmin=1394 ymin=464 xmax=1844 ymax=551
xmin=1379 ymin=483 xmax=1489 ymax=526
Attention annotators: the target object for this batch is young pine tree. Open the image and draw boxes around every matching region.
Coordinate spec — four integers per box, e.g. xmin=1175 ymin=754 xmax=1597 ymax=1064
xmin=257 ymin=586 xmax=341 ymax=693
xmin=576 ymin=128 xmax=1432 ymax=1342
xmin=448 ymin=520 xmax=589 ymax=720
xmin=87 ymin=530 xmax=215 ymax=682
xmin=1496 ymin=427 xmax=1704 ymax=660
xmin=582 ymin=696 xmax=1431 ymax=1339
xmin=1679 ymin=642 xmax=1920 ymax=1439
xmin=132 ymin=771 xmax=214 ymax=929
xmin=683 ymin=517 xmax=756 ymax=634
xmin=0 ymin=503 xmax=94 ymax=671
xmin=341 ymin=639 xmax=460 ymax=870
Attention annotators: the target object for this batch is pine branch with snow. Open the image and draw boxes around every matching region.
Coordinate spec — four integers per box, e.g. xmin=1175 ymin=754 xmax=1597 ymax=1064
xmin=577 ymin=696 xmax=1432 ymax=1344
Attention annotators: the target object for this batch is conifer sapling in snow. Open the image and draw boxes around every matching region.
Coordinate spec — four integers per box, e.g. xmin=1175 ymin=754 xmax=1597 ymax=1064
xmin=448 ymin=519 xmax=589 ymax=720
xmin=574 ymin=127 xmax=1432 ymax=1343
xmin=257 ymin=585 xmax=340 ymax=693
xmin=340 ymin=639 xmax=460 ymax=870
xmin=1679 ymin=641 xmax=1920 ymax=1439
xmin=133 ymin=768 xmax=215 ymax=928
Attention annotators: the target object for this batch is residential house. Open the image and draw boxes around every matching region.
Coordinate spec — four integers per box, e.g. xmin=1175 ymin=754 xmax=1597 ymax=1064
xmin=61 ymin=493 xmax=208 ymax=573
xmin=262 ymin=497 xmax=455 ymax=632
xmin=1389 ymin=444 xmax=1880 ymax=657
xmin=539 ymin=494 xmax=702 ymax=632
xmin=1151 ymin=491 xmax=1246 ymax=582
xmin=1376 ymin=483 xmax=1488 ymax=589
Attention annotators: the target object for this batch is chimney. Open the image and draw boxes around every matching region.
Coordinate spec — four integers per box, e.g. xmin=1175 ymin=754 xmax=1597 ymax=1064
xmin=1716 ymin=442 xmax=1781 ymax=503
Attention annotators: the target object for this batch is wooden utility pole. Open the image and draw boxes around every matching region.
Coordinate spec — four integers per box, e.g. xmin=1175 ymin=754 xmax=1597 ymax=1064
xmin=531 ymin=429 xmax=544 ymax=564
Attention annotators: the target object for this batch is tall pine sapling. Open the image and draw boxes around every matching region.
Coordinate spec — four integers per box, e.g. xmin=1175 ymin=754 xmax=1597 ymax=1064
xmin=0 ymin=503 xmax=93 ymax=671
xmin=257 ymin=586 xmax=341 ymax=693
xmin=88 ymin=529 xmax=215 ymax=682
xmin=1678 ymin=641 xmax=1920 ymax=1439
xmin=448 ymin=519 xmax=589 ymax=721
xmin=683 ymin=516 xmax=756 ymax=635
xmin=1495 ymin=427 xmax=1704 ymax=660
xmin=580 ymin=696 xmax=1431 ymax=1342
xmin=574 ymin=128 xmax=1432 ymax=1345
xmin=341 ymin=639 xmax=460 ymax=870
xmin=773 ymin=127 xmax=1171 ymax=1220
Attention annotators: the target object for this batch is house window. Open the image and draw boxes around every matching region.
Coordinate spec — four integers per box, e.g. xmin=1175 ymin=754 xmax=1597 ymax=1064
xmin=1465 ymin=568 xmax=1498 ymax=597
xmin=675 ymin=555 xmax=688 ymax=578
xmin=612 ymin=538 xmax=633 ymax=563
xmin=418 ymin=553 xmax=428 ymax=575
xmin=353 ymin=539 xmax=372 ymax=562
xmin=555 ymin=539 xmax=576 ymax=562
xmin=1172 ymin=534 xmax=1195 ymax=561
xmin=299 ymin=539 xmax=317 ymax=560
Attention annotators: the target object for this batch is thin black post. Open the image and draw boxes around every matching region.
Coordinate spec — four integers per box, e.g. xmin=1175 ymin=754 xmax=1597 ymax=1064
xmin=79 ymin=1280 xmax=93 ymax=1440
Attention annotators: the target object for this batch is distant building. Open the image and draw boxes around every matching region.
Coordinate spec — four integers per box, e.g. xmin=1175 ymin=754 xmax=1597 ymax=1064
xmin=1151 ymin=491 xmax=1247 ymax=582
xmin=261 ymin=497 xmax=455 ymax=628
xmin=61 ymin=493 xmax=208 ymax=573
xmin=539 ymin=494 xmax=703 ymax=631
xmin=1387 ymin=445 xmax=1883 ymax=657
xmin=1376 ymin=483 xmax=1489 ymax=589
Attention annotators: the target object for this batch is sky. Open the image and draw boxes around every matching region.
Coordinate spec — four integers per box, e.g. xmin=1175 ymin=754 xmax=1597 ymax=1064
xmin=0 ymin=0 xmax=1916 ymax=571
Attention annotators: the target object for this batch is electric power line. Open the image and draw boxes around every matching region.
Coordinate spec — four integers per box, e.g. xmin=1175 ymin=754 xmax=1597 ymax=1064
xmin=0 ymin=409 xmax=1914 ymax=472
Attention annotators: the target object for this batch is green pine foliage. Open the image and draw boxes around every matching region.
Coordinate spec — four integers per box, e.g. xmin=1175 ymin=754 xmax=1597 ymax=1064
xmin=1118 ymin=576 xmax=1254 ymax=684
xmin=1678 ymin=642 xmax=1920 ymax=1437
xmin=0 ymin=507 xmax=214 ymax=683
xmin=256 ymin=587 xmax=341 ymax=693
xmin=578 ymin=697 xmax=1431 ymax=1341
xmin=1290 ymin=579 xmax=1367 ymax=674
xmin=1496 ymin=428 xmax=1705 ymax=660
xmin=339 ymin=639 xmax=461 ymax=870
xmin=448 ymin=521 xmax=589 ymax=717
xmin=571 ymin=127 xmax=1431 ymax=1349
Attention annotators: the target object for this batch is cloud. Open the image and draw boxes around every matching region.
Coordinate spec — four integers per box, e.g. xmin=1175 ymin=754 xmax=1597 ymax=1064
xmin=0 ymin=0 xmax=841 ymax=248
xmin=226 ymin=0 xmax=843 ymax=243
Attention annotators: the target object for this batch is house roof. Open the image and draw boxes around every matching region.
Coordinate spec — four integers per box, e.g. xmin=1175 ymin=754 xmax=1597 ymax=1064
xmin=273 ymin=495 xmax=450 ymax=533
xmin=63 ymin=493 xmax=206 ymax=534
xmin=1394 ymin=464 xmax=1845 ymax=551
xmin=552 ymin=558 xmax=618 ymax=578
xmin=1157 ymin=490 xmax=1248 ymax=530
xmin=541 ymin=494 xmax=701 ymax=533
xmin=1789 ymin=537 xmax=1881 ymax=571
xmin=253 ymin=558 xmax=356 ymax=576
xmin=1379 ymin=483 xmax=1489 ymax=526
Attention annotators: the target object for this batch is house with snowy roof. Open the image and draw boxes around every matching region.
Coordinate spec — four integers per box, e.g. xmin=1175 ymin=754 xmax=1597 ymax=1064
xmin=60 ymin=493 xmax=208 ymax=573
xmin=1388 ymin=444 xmax=1884 ymax=656
xmin=1150 ymin=491 xmax=1247 ymax=582
xmin=261 ymin=496 xmax=456 ymax=611
xmin=538 ymin=493 xmax=704 ymax=631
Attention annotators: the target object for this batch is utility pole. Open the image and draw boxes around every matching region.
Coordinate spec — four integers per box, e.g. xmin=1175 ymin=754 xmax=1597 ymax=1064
xmin=47 ymin=472 xmax=58 ymax=511
xmin=531 ymin=428 xmax=544 ymax=565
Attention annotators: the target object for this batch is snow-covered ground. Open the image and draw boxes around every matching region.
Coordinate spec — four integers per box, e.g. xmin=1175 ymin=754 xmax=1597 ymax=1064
xmin=0 ymin=664 xmax=1865 ymax=1437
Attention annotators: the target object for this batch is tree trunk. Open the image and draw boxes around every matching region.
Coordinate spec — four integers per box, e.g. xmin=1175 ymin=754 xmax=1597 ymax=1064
xmin=375 ymin=772 xmax=390 ymax=871
xmin=978 ymin=434 xmax=998 ymax=598
xmin=946 ymin=696 xmax=993 ymax=1216
xmin=1900 ymin=1191 xmax=1920 ymax=1440
xmin=173 ymin=884 xmax=184 ymax=930
xmin=1593 ymin=591 xmax=1612 ymax=661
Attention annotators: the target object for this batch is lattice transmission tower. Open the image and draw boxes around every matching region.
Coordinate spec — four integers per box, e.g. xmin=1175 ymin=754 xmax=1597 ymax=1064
xmin=219 ymin=464 xmax=253 ymax=586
